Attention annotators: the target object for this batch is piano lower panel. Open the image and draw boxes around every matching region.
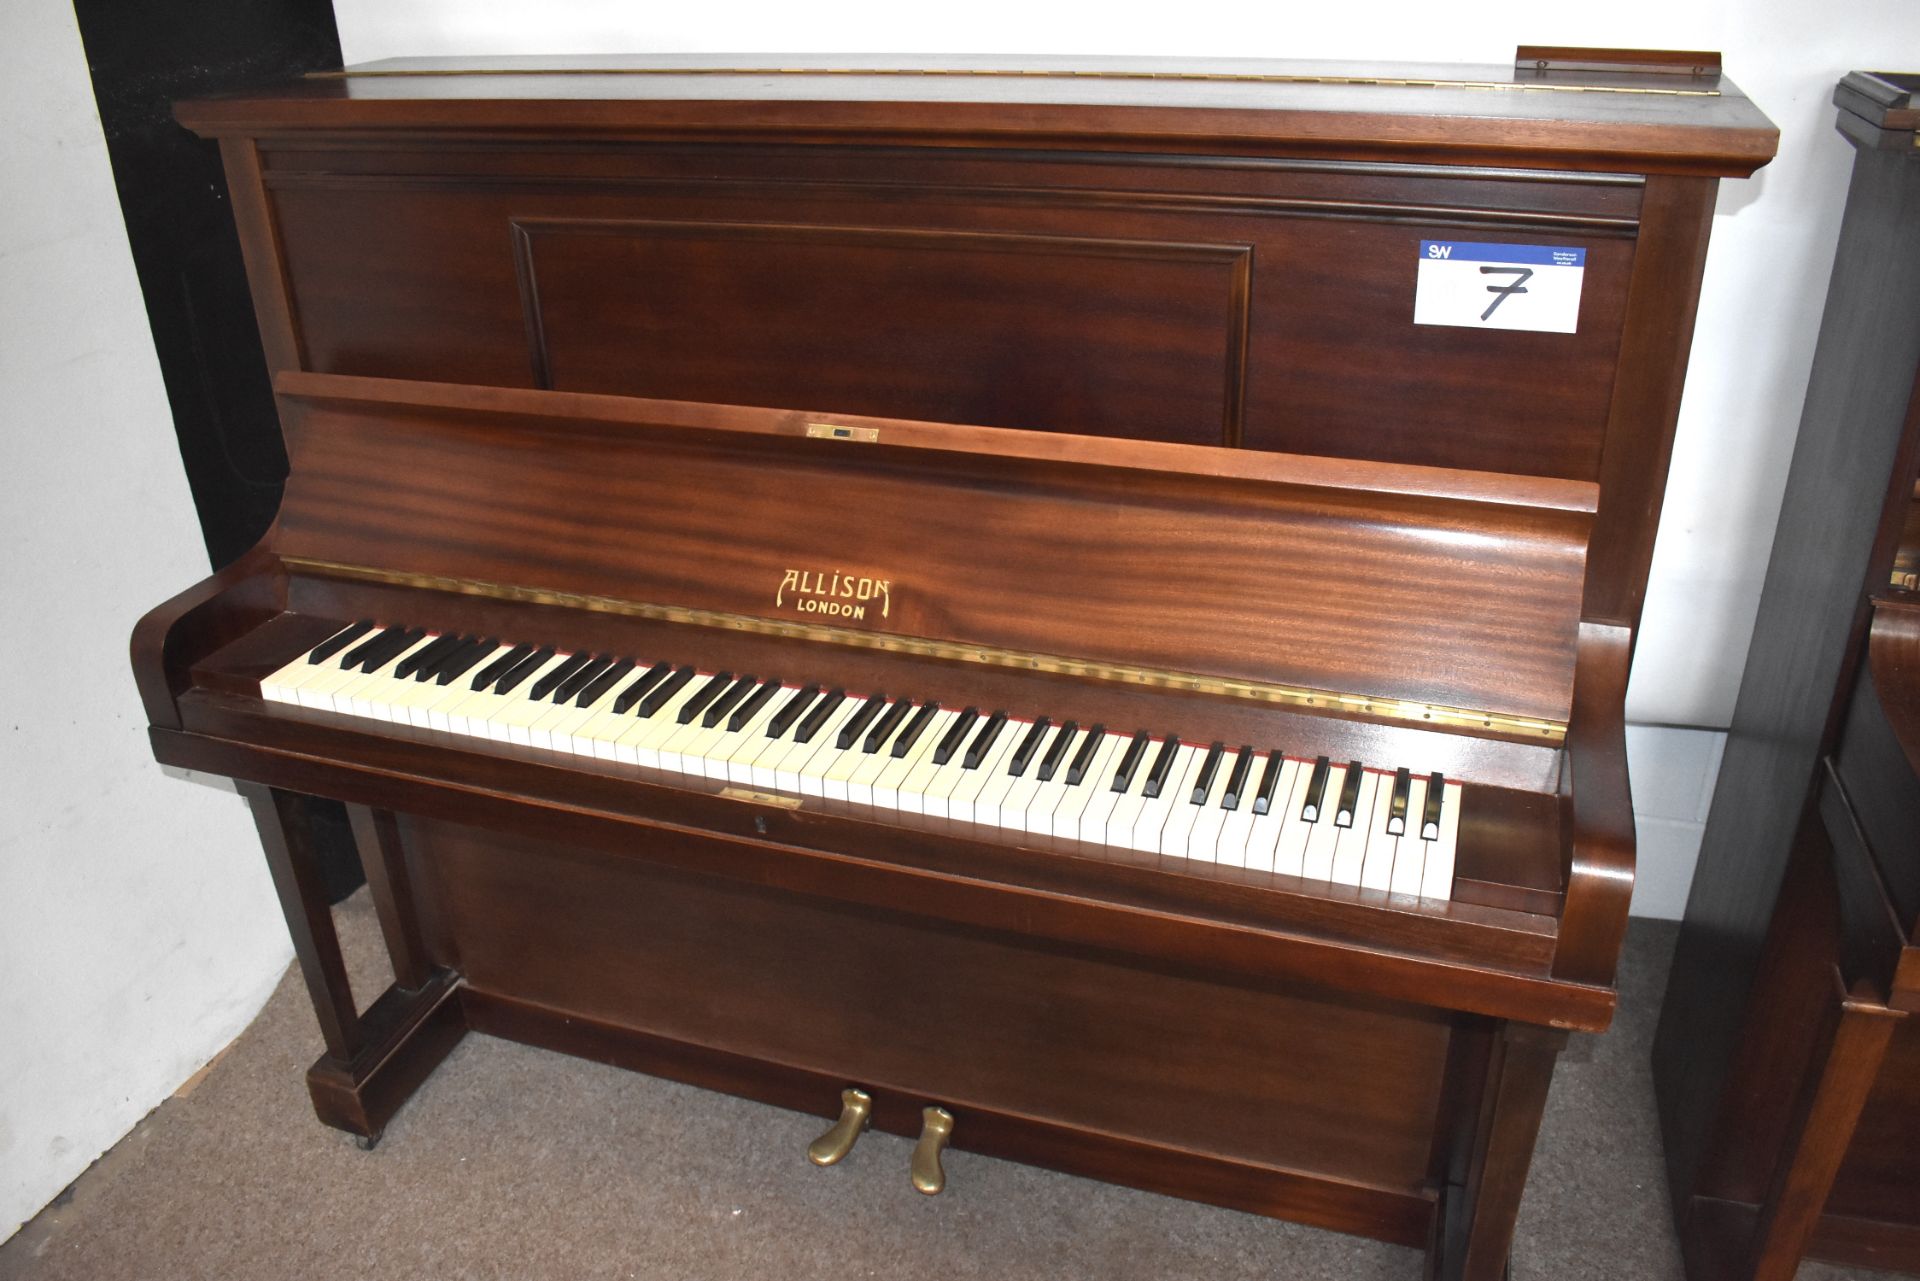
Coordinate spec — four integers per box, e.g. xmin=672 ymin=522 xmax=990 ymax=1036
xmin=414 ymin=814 xmax=1448 ymax=1244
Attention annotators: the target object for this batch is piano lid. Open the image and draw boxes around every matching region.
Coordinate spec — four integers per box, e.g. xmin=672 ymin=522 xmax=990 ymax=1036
xmin=269 ymin=373 xmax=1593 ymax=735
xmin=174 ymin=50 xmax=1777 ymax=177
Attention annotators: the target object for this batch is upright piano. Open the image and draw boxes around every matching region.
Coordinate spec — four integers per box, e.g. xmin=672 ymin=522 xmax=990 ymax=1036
xmin=1654 ymin=70 xmax=1920 ymax=1281
xmin=134 ymin=51 xmax=1774 ymax=1279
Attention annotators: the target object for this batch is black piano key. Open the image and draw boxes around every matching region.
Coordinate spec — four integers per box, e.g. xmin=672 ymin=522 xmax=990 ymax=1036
xmin=1422 ymin=772 xmax=1446 ymax=841
xmin=410 ymin=633 xmax=476 ymax=682
xmin=354 ymin=626 xmax=424 ymax=673
xmin=1037 ymin=721 xmax=1078 ymax=782
xmin=1252 ymin=750 xmax=1284 ymax=815
xmin=1142 ymin=736 xmax=1181 ymax=800
xmin=863 ymin=698 xmax=915 ymax=753
xmin=1191 ymin=741 xmax=1226 ymax=805
xmin=836 ymin=695 xmax=888 ymax=749
xmin=1007 ymin=717 xmax=1051 ymax=777
xmin=307 ymin=620 xmax=374 ymax=665
xmin=437 ymin=637 xmax=499 ymax=686
xmin=1065 ymin=723 xmax=1105 ymax=786
xmin=393 ymin=632 xmax=458 ymax=681
xmin=794 ymin=689 xmax=846 ymax=744
xmin=932 ymin=707 xmax=979 ymax=765
xmin=1301 ymin=755 xmax=1332 ymax=822
xmin=575 ymin=658 xmax=634 ymax=707
xmin=612 ymin=661 xmax=673 ymax=713
xmin=1335 ymin=761 xmax=1365 ymax=828
xmin=1220 ymin=746 xmax=1254 ymax=810
xmin=555 ymin=655 xmax=613 ymax=704
xmin=1111 ymin=732 xmax=1150 ymax=793
xmin=471 ymin=643 xmax=532 ymax=691
xmin=702 ymin=674 xmax=758 ymax=728
xmin=340 ymin=625 xmax=397 ymax=671
xmin=1387 ymin=766 xmax=1413 ymax=836
xmin=529 ymin=652 xmax=594 ymax=702
xmin=728 ymin=678 xmax=782 ymax=732
xmin=962 ymin=711 xmax=1008 ymax=769
xmin=493 ymin=646 xmax=556 ymax=695
xmin=767 ymin=684 xmax=821 ymax=738
xmin=638 ymin=666 xmax=698 ymax=717
xmin=674 ymin=671 xmax=733 ymax=723
xmin=891 ymin=701 xmax=941 ymax=757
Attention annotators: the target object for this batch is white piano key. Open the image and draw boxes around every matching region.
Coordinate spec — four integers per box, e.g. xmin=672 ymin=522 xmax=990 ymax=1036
xmin=617 ymin=676 xmax=710 ymax=768
xmin=1051 ymin=733 xmax=1123 ymax=841
xmin=1388 ymin=776 xmax=1429 ymax=898
xmin=1329 ymin=770 xmax=1382 ymax=888
xmin=1302 ymin=761 xmax=1355 ymax=882
xmin=974 ymin=722 xmax=1037 ymax=829
xmin=947 ymin=722 xmax=1019 ymax=826
xmin=1242 ymin=758 xmax=1299 ymax=874
xmin=872 ymin=709 xmax=956 ymax=811
xmin=1155 ymin=747 xmax=1211 ymax=858
xmin=784 ymin=699 xmax=865 ymax=797
xmin=817 ymin=698 xmax=886 ymax=800
xmin=1419 ymin=780 xmax=1464 ymax=901
xmin=1105 ymin=739 xmax=1173 ymax=852
xmin=1272 ymin=762 xmax=1318 ymax=878
xmin=1012 ymin=725 xmax=1078 ymax=836
xmin=1359 ymin=780 xmax=1397 ymax=892
xmin=706 ymin=685 xmax=790 ymax=782
xmin=491 ymin=653 xmax=576 ymax=744
xmin=343 ymin=635 xmax=440 ymax=722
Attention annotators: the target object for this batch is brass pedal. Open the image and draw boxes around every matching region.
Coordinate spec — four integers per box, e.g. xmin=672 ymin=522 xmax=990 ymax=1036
xmin=910 ymin=1106 xmax=955 ymax=1195
xmin=806 ymin=1088 xmax=873 ymax=1167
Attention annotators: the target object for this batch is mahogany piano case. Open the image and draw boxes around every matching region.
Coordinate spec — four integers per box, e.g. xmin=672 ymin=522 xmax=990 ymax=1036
xmin=134 ymin=51 xmax=1774 ymax=1281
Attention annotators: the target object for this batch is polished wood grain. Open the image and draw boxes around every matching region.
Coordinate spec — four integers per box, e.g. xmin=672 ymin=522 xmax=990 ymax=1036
xmin=1654 ymin=71 xmax=1920 ymax=1281
xmin=273 ymin=375 xmax=1591 ymax=724
xmin=173 ymin=53 xmax=1776 ymax=177
xmin=135 ymin=53 xmax=1779 ymax=1281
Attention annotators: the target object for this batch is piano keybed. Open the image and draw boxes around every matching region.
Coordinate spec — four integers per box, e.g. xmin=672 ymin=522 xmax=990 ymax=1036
xmin=261 ymin=622 xmax=1463 ymax=901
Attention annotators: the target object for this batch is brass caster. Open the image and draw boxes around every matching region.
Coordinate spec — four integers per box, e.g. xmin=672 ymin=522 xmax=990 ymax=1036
xmin=910 ymin=1106 xmax=954 ymax=1195
xmin=807 ymin=1088 xmax=873 ymax=1167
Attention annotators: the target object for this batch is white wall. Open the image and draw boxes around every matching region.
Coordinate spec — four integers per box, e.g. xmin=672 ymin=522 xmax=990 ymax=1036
xmin=0 ymin=0 xmax=292 ymax=1240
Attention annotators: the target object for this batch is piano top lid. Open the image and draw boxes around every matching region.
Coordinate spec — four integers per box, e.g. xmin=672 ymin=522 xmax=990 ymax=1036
xmin=174 ymin=49 xmax=1778 ymax=177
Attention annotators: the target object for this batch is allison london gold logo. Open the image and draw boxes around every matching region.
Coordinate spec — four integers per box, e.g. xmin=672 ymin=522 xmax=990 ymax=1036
xmin=776 ymin=569 xmax=891 ymax=621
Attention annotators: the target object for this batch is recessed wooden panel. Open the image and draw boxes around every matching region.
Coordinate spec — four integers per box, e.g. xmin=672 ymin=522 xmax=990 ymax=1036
xmin=1242 ymin=218 xmax=1633 ymax=479
xmin=410 ymin=815 xmax=1453 ymax=1193
xmin=262 ymin=148 xmax=1632 ymax=475
xmin=512 ymin=217 xmax=1250 ymax=445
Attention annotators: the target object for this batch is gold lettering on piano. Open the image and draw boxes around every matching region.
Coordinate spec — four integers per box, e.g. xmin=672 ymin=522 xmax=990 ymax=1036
xmin=778 ymin=569 xmax=891 ymax=621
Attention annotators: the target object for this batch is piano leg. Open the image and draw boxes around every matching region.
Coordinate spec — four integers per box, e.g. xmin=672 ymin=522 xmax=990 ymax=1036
xmin=242 ymin=784 xmax=467 ymax=1144
xmin=1430 ymin=1019 xmax=1568 ymax=1281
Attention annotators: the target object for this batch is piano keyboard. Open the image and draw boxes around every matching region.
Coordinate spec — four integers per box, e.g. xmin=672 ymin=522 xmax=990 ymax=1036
xmin=260 ymin=623 xmax=1463 ymax=901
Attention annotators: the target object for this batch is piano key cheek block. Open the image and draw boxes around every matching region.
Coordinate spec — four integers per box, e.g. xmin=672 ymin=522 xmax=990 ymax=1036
xmin=134 ymin=48 xmax=1774 ymax=1281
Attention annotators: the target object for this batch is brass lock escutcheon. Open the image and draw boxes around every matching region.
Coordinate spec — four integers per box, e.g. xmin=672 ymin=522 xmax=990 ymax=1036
xmin=806 ymin=1087 xmax=873 ymax=1167
xmin=910 ymin=1106 xmax=955 ymax=1195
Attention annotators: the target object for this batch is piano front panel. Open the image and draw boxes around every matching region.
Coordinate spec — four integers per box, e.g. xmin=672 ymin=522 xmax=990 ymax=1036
xmin=261 ymin=143 xmax=1639 ymax=478
xmin=403 ymin=812 xmax=1456 ymax=1209
xmin=272 ymin=379 xmax=1592 ymax=727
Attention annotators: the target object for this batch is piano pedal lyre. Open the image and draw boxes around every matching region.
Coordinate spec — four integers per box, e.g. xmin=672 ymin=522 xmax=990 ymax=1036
xmin=806 ymin=1087 xmax=873 ymax=1167
xmin=910 ymin=1106 xmax=955 ymax=1196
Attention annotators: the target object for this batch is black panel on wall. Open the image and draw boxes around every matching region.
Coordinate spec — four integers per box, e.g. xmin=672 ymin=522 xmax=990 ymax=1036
xmin=76 ymin=0 xmax=364 ymax=903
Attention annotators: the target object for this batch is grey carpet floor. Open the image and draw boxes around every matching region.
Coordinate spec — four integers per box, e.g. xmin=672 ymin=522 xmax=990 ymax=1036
xmin=0 ymin=896 xmax=1883 ymax=1280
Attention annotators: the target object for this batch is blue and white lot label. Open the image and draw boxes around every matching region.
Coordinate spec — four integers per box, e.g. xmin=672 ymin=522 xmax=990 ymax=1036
xmin=1414 ymin=241 xmax=1586 ymax=334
